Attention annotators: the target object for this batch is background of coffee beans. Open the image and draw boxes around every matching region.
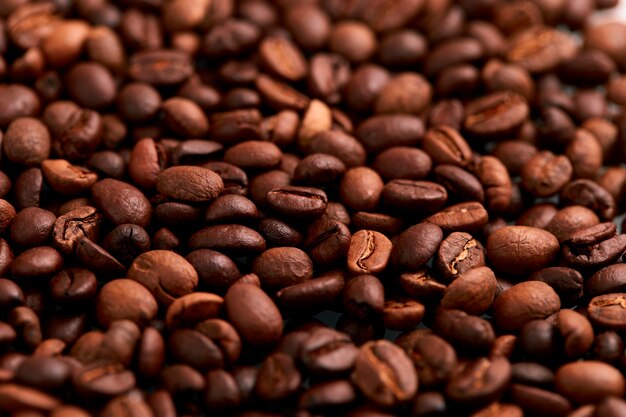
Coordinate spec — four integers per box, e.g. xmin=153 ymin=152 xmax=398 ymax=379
xmin=3 ymin=0 xmax=626 ymax=416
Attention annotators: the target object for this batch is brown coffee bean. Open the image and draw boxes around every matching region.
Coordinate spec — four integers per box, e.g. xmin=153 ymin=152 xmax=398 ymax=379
xmin=445 ymin=356 xmax=511 ymax=406
xmin=347 ymin=230 xmax=392 ymax=275
xmin=73 ymin=361 xmax=136 ymax=399
xmin=434 ymin=165 xmax=485 ymax=203
xmin=11 ymin=246 xmax=63 ymax=278
xmin=441 ymin=266 xmax=496 ymax=315
xmin=560 ymin=179 xmax=616 ymax=221
xmin=383 ymin=180 xmax=447 ymax=214
xmin=266 ymin=186 xmax=328 ymax=219
xmin=562 ymin=223 xmax=626 ymax=269
xmin=492 ymin=281 xmax=561 ymax=331
xmin=470 ymin=156 xmax=512 ymax=214
xmin=128 ymin=138 xmax=166 ymax=190
xmin=0 ymin=84 xmax=40 ymax=127
xmin=52 ymin=206 xmax=101 ymax=254
xmin=161 ymin=97 xmax=209 ymax=138
xmin=96 ymin=279 xmax=158 ymax=328
xmin=91 ymin=179 xmax=151 ymax=228
xmin=340 ymin=167 xmax=384 ymax=211
xmin=3 ymin=117 xmax=50 ymax=166
xmin=352 ymin=340 xmax=417 ymax=407
xmin=127 ymin=250 xmax=198 ymax=306
xmin=255 ymin=353 xmax=301 ymax=401
xmin=259 ymin=36 xmax=307 ymax=81
xmin=487 ymin=226 xmax=559 ymax=276
xmin=383 ymin=298 xmax=425 ymax=330
xmin=434 ymin=309 xmax=495 ymax=352
xmin=356 ymin=114 xmax=424 ymax=154
xmin=253 ymin=247 xmax=313 ymax=289
xmin=464 ymin=91 xmax=529 ymax=137
xmin=343 ymin=275 xmax=384 ymax=319
xmin=531 ymin=267 xmax=584 ymax=307
xmin=435 ymin=232 xmax=486 ymax=282
xmin=546 ymin=206 xmax=600 ymax=243
xmin=156 ymin=166 xmax=223 ymax=203
xmin=225 ymin=283 xmax=282 ymax=347
xmin=42 ymin=159 xmax=98 ymax=195
xmin=555 ymin=361 xmax=625 ymax=404
xmin=375 ymin=72 xmax=432 ymax=115
xmin=521 ymin=151 xmax=573 ymax=198
xmin=557 ymin=309 xmax=594 ymax=358
xmin=0 ymin=383 xmax=60 ymax=413
xmin=128 ymin=49 xmax=193 ymax=85
xmin=507 ymin=26 xmax=577 ymax=73
xmin=426 ymin=202 xmax=489 ymax=234
xmin=65 ymin=62 xmax=116 ymax=110
xmin=396 ymin=331 xmax=457 ymax=388
xmin=392 ymin=223 xmax=443 ymax=271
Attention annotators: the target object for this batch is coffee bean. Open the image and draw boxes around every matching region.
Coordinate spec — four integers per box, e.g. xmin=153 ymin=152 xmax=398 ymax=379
xmin=356 ymin=114 xmax=424 ymax=154
xmin=435 ymin=232 xmax=486 ymax=282
xmin=555 ymin=361 xmax=625 ymax=404
xmin=253 ymin=247 xmax=313 ymax=289
xmin=188 ymin=224 xmax=266 ymax=256
xmin=392 ymin=223 xmax=443 ymax=271
xmin=507 ymin=26 xmax=577 ymax=73
xmin=383 ymin=179 xmax=448 ymax=213
xmin=73 ymin=361 xmax=136 ymax=399
xmin=3 ymin=117 xmax=50 ymax=166
xmin=52 ymin=206 xmax=101 ymax=255
xmin=266 ymin=186 xmax=328 ymax=219
xmin=434 ymin=309 xmax=495 ymax=352
xmin=340 ymin=167 xmax=383 ymax=211
xmin=156 ymin=166 xmax=223 ymax=203
xmin=127 ymin=250 xmax=198 ymax=306
xmin=562 ymin=223 xmax=626 ymax=269
xmin=10 ymin=207 xmax=56 ymax=247
xmin=352 ymin=340 xmax=417 ymax=407
xmin=531 ymin=267 xmax=584 ymax=307
xmin=343 ymin=275 xmax=384 ymax=319
xmin=464 ymin=91 xmax=529 ymax=137
xmin=493 ymin=281 xmax=561 ymax=331
xmin=347 ymin=230 xmax=392 ymax=275
xmin=128 ymin=50 xmax=193 ymax=85
xmin=255 ymin=353 xmax=301 ymax=401
xmin=557 ymin=309 xmax=594 ymax=358
xmin=487 ymin=226 xmax=559 ymax=276
xmin=426 ymin=202 xmax=489 ymax=234
xmin=445 ymin=356 xmax=511 ymax=406
xmin=11 ymin=246 xmax=63 ymax=278
xmin=96 ymin=279 xmax=157 ymax=328
xmin=441 ymin=266 xmax=496 ymax=315
xmin=396 ymin=331 xmax=457 ymax=388
xmin=91 ymin=179 xmax=151 ymax=228
xmin=521 ymin=151 xmax=573 ymax=197
xmin=225 ymin=283 xmax=282 ymax=347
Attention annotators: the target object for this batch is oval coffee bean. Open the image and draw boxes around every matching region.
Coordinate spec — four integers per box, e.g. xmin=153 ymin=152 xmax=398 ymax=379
xmin=555 ymin=361 xmax=625 ymax=404
xmin=487 ymin=226 xmax=559 ymax=276
xmin=253 ymin=247 xmax=313 ymax=289
xmin=156 ymin=166 xmax=223 ymax=203
xmin=225 ymin=283 xmax=282 ymax=347
xmin=492 ymin=281 xmax=561 ymax=331
xmin=346 ymin=230 xmax=392 ymax=275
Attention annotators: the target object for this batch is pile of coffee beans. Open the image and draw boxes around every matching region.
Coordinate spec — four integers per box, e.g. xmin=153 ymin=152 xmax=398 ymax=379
xmin=3 ymin=0 xmax=626 ymax=416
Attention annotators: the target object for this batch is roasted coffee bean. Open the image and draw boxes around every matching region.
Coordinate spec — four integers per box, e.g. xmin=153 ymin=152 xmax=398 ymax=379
xmin=445 ymin=356 xmax=511 ymax=406
xmin=91 ymin=179 xmax=151 ymax=228
xmin=73 ymin=361 xmax=136 ymax=399
xmin=52 ymin=206 xmax=101 ymax=255
xmin=435 ymin=232 xmax=486 ymax=282
xmin=346 ymin=230 xmax=392 ymax=276
xmin=128 ymin=50 xmax=193 ymax=85
xmin=254 ymin=353 xmax=301 ymax=401
xmin=10 ymin=207 xmax=56 ymax=247
xmin=225 ymin=283 xmax=282 ymax=347
xmin=127 ymin=250 xmax=198 ymax=306
xmin=266 ymin=186 xmax=328 ymax=219
xmin=343 ymin=275 xmax=384 ymax=319
xmin=188 ymin=224 xmax=266 ymax=256
xmin=464 ymin=91 xmax=529 ymax=138
xmin=521 ymin=151 xmax=573 ymax=198
xmin=493 ymin=281 xmax=561 ymax=331
xmin=392 ymin=223 xmax=443 ymax=271
xmin=555 ymin=361 xmax=625 ymax=404
xmin=397 ymin=330 xmax=457 ymax=389
xmin=560 ymin=179 xmax=616 ymax=221
xmin=351 ymin=340 xmax=417 ymax=407
xmin=96 ymin=279 xmax=157 ymax=328
xmin=253 ymin=247 xmax=313 ymax=289
xmin=382 ymin=180 xmax=447 ymax=213
xmin=546 ymin=206 xmax=600 ymax=243
xmin=441 ymin=267 xmax=496 ymax=315
xmin=487 ymin=226 xmax=560 ymax=277
xmin=426 ymin=202 xmax=489 ymax=234
xmin=434 ymin=309 xmax=496 ymax=352
xmin=531 ymin=267 xmax=584 ymax=307
xmin=562 ymin=223 xmax=626 ymax=269
xmin=557 ymin=309 xmax=594 ymax=358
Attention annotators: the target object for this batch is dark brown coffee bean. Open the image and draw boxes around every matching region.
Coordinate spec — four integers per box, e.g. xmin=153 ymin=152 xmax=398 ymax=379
xmin=356 ymin=114 xmax=424 ymax=154
xmin=587 ymin=264 xmax=626 ymax=297
xmin=73 ymin=361 xmax=136 ymax=399
xmin=225 ymin=283 xmax=282 ymax=347
xmin=562 ymin=223 xmax=626 ymax=269
xmin=492 ymin=281 xmax=561 ymax=331
xmin=65 ymin=62 xmax=116 ymax=110
xmin=127 ymin=250 xmax=198 ymax=306
xmin=0 ymin=84 xmax=40 ymax=127
xmin=507 ymin=26 xmax=577 ymax=73
xmin=441 ymin=267 xmax=496 ymax=315
xmin=50 ymin=268 xmax=97 ymax=306
xmin=10 ymin=207 xmax=56 ymax=247
xmin=52 ymin=206 xmax=101 ymax=255
xmin=399 ymin=268 xmax=447 ymax=301
xmin=560 ymin=179 xmax=616 ymax=221
xmin=555 ymin=361 xmax=625 ymax=404
xmin=434 ymin=309 xmax=495 ymax=352
xmin=383 ymin=298 xmax=425 ymax=330
xmin=128 ymin=49 xmax=193 ymax=85
xmin=189 ymin=224 xmax=266 ymax=256
xmin=433 ymin=165 xmax=484 ymax=203
xmin=254 ymin=353 xmax=301 ymax=401
xmin=445 ymin=356 xmax=511 ymax=406
xmin=383 ymin=180 xmax=447 ymax=214
xmin=392 ymin=223 xmax=443 ymax=271
xmin=277 ymin=271 xmax=344 ymax=313
xmin=96 ymin=279 xmax=157 ymax=328
xmin=426 ymin=202 xmax=489 ymax=234
xmin=521 ymin=151 xmax=573 ymax=198
xmin=253 ymin=247 xmax=313 ymax=289
xmin=375 ymin=72 xmax=432 ymax=115
xmin=509 ymin=384 xmax=572 ymax=417
xmin=256 ymin=74 xmax=310 ymax=111
xmin=156 ymin=166 xmax=223 ymax=203
xmin=464 ymin=91 xmax=529 ymax=137
xmin=351 ymin=340 xmax=417 ymax=407
xmin=54 ymin=109 xmax=102 ymax=161
xmin=545 ymin=205 xmax=600 ymax=243
xmin=266 ymin=186 xmax=328 ymax=219
xmin=346 ymin=230 xmax=392 ymax=276
xmin=340 ymin=167 xmax=383 ymax=211
xmin=165 ymin=293 xmax=223 ymax=330
xmin=470 ymin=156 xmax=513 ymax=214
xmin=557 ymin=309 xmax=594 ymax=358
xmin=487 ymin=226 xmax=559 ymax=276
xmin=343 ymin=275 xmax=384 ymax=319
xmin=435 ymin=232 xmax=486 ymax=282
xmin=3 ymin=117 xmax=50 ymax=166
xmin=531 ymin=267 xmax=584 ymax=307
xmin=293 ymin=153 xmax=346 ymax=186
xmin=101 ymin=224 xmax=151 ymax=266
xmin=91 ymin=179 xmax=152 ymax=228
xmin=127 ymin=138 xmax=166 ymax=190
xmin=11 ymin=246 xmax=63 ymax=278
xmin=350 ymin=211 xmax=404 ymax=235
